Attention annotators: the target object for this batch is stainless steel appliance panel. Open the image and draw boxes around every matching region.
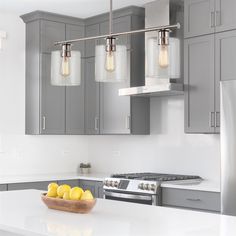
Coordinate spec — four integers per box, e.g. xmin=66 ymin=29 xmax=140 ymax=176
xmin=221 ymin=80 xmax=236 ymax=216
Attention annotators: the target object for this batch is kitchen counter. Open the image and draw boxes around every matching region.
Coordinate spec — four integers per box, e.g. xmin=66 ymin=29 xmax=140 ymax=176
xmin=0 ymin=190 xmax=235 ymax=236
xmin=0 ymin=172 xmax=109 ymax=185
xmin=161 ymin=179 xmax=220 ymax=193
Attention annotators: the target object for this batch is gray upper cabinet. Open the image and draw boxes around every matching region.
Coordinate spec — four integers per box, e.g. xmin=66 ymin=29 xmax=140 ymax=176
xmin=65 ymin=24 xmax=85 ymax=134
xmin=98 ymin=12 xmax=149 ymax=134
xmin=184 ymin=0 xmax=215 ymax=38
xmin=21 ymin=11 xmax=85 ymax=135
xmin=23 ymin=8 xmax=149 ymax=135
xmin=185 ymin=0 xmax=236 ymax=38
xmin=41 ymin=20 xmax=65 ymax=53
xmin=41 ymin=54 xmax=66 ymax=134
xmin=85 ymin=23 xmax=100 ymax=58
xmin=184 ymin=35 xmax=215 ymax=133
xmin=215 ymin=0 xmax=236 ymax=33
xmin=85 ymin=57 xmax=100 ymax=135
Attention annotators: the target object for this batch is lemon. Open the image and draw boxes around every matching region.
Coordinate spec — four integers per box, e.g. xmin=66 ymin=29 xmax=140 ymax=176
xmin=57 ymin=184 xmax=71 ymax=198
xmin=48 ymin=182 xmax=58 ymax=190
xmin=69 ymin=187 xmax=83 ymax=200
xmin=47 ymin=187 xmax=58 ymax=198
xmin=81 ymin=190 xmax=94 ymax=200
xmin=63 ymin=191 xmax=70 ymax=200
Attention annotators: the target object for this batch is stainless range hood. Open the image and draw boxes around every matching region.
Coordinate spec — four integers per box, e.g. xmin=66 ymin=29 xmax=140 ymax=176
xmin=119 ymin=0 xmax=184 ymax=97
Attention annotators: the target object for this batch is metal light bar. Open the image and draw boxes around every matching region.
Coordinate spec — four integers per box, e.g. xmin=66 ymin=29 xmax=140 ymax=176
xmin=54 ymin=23 xmax=180 ymax=46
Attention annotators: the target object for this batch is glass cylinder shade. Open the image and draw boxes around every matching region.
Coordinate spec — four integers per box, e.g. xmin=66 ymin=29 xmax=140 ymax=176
xmin=51 ymin=50 xmax=81 ymax=86
xmin=95 ymin=45 xmax=128 ymax=82
xmin=146 ymin=37 xmax=180 ymax=80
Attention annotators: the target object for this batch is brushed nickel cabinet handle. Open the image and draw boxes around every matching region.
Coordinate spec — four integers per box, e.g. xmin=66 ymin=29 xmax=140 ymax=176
xmin=215 ymin=11 xmax=221 ymax=27
xmin=209 ymin=112 xmax=215 ymax=128
xmin=42 ymin=116 xmax=46 ymax=130
xmin=211 ymin=11 xmax=215 ymax=28
xmin=126 ymin=116 xmax=130 ymax=130
xmin=216 ymin=112 xmax=220 ymax=128
xmin=94 ymin=117 xmax=99 ymax=131
xmin=186 ymin=198 xmax=201 ymax=202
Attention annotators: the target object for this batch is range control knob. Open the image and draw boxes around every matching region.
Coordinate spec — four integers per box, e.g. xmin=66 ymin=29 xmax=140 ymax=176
xmin=151 ymin=184 xmax=156 ymax=191
xmin=138 ymin=183 xmax=144 ymax=190
xmin=114 ymin=181 xmax=119 ymax=187
xmin=144 ymin=184 xmax=150 ymax=190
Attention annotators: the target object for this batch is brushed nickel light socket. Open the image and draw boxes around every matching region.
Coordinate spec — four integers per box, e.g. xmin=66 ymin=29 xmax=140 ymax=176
xmin=158 ymin=30 xmax=170 ymax=46
xmin=105 ymin=37 xmax=116 ymax=52
xmin=61 ymin=43 xmax=72 ymax=58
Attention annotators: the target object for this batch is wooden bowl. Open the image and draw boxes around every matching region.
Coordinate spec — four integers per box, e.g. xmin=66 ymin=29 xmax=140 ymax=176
xmin=41 ymin=193 xmax=96 ymax=214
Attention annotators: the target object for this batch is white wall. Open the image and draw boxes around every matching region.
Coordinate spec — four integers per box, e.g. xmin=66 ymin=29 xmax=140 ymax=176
xmin=0 ymin=11 xmax=221 ymax=183
xmin=88 ymin=97 xmax=220 ymax=183
xmin=0 ymin=12 xmax=88 ymax=175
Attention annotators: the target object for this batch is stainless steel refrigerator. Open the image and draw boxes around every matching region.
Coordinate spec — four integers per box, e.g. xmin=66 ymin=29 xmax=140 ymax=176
xmin=221 ymin=80 xmax=236 ymax=216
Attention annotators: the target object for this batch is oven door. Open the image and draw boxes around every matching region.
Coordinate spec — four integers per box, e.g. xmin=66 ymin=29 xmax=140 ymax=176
xmin=104 ymin=190 xmax=157 ymax=205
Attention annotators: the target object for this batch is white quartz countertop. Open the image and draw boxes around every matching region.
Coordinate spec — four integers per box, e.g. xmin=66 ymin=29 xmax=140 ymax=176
xmin=161 ymin=179 xmax=221 ymax=192
xmin=0 ymin=172 xmax=109 ymax=185
xmin=0 ymin=190 xmax=235 ymax=236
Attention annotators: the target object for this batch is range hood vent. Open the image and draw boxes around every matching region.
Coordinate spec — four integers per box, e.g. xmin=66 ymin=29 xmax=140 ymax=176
xmin=119 ymin=0 xmax=184 ymax=97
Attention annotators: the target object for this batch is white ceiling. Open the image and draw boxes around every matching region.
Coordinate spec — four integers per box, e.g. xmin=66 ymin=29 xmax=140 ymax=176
xmin=0 ymin=0 xmax=154 ymax=18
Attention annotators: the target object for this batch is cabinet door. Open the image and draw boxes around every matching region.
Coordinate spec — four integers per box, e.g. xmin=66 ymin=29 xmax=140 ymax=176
xmin=8 ymin=181 xmax=50 ymax=191
xmin=65 ymin=59 xmax=85 ymax=134
xmin=0 ymin=185 xmax=7 ymax=191
xmin=96 ymin=182 xmax=104 ymax=198
xmin=99 ymin=17 xmax=131 ymax=134
xmin=215 ymin=30 xmax=236 ymax=132
xmin=40 ymin=54 xmax=66 ymax=134
xmin=184 ymin=35 xmax=215 ymax=133
xmin=85 ymin=58 xmax=100 ymax=134
xmin=41 ymin=20 xmax=65 ymax=53
xmin=66 ymin=24 xmax=85 ymax=57
xmin=184 ymin=0 xmax=215 ymax=38
xmin=85 ymin=23 xmax=100 ymax=57
xmin=215 ymin=0 xmax=236 ymax=33
xmin=57 ymin=180 xmax=79 ymax=187
xmin=65 ymin=24 xmax=85 ymax=134
xmin=79 ymin=180 xmax=96 ymax=197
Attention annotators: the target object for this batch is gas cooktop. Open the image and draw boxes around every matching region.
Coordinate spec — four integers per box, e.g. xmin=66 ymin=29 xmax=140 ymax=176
xmin=111 ymin=172 xmax=202 ymax=182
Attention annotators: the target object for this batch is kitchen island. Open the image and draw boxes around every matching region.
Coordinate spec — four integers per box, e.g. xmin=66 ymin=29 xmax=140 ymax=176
xmin=0 ymin=190 xmax=235 ymax=236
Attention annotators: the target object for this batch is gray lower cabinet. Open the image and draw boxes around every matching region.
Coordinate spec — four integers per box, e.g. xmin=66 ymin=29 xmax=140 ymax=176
xmin=0 ymin=185 xmax=7 ymax=191
xmin=8 ymin=181 xmax=51 ymax=191
xmin=57 ymin=179 xmax=79 ymax=187
xmin=184 ymin=35 xmax=216 ymax=133
xmin=162 ymin=188 xmax=221 ymax=212
xmin=79 ymin=180 xmax=104 ymax=198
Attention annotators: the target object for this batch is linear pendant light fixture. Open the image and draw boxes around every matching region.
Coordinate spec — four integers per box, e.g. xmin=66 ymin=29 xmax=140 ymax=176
xmin=51 ymin=0 xmax=180 ymax=86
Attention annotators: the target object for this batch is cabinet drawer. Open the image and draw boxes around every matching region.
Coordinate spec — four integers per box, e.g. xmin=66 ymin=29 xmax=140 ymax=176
xmin=57 ymin=180 xmax=79 ymax=187
xmin=8 ymin=181 xmax=51 ymax=191
xmin=0 ymin=185 xmax=7 ymax=191
xmin=162 ymin=188 xmax=220 ymax=212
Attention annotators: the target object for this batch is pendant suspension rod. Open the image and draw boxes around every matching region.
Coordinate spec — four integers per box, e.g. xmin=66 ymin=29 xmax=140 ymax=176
xmin=109 ymin=0 xmax=113 ymax=35
xmin=54 ymin=23 xmax=180 ymax=46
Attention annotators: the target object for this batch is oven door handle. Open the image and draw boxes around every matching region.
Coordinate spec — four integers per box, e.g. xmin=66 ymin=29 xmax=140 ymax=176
xmin=104 ymin=191 xmax=152 ymax=201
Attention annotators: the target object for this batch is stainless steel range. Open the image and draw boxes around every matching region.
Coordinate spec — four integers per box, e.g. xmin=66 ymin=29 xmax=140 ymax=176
xmin=103 ymin=173 xmax=202 ymax=206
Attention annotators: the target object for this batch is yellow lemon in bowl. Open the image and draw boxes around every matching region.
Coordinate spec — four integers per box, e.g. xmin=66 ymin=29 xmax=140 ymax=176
xmin=48 ymin=182 xmax=59 ymax=190
xmin=47 ymin=187 xmax=58 ymax=198
xmin=57 ymin=185 xmax=71 ymax=198
xmin=70 ymin=187 xmax=84 ymax=200
xmin=81 ymin=190 xmax=94 ymax=200
xmin=63 ymin=191 xmax=71 ymax=200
